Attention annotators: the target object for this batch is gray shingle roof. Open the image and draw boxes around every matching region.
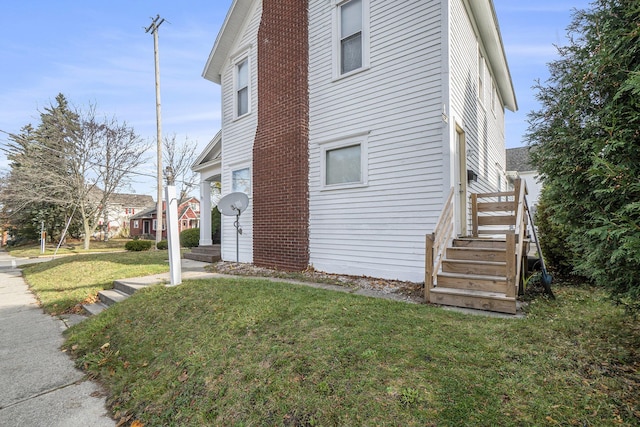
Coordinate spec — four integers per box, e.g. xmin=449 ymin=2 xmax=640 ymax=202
xmin=506 ymin=147 xmax=535 ymax=172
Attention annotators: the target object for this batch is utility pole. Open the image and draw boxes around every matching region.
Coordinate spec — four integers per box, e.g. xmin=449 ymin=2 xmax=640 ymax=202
xmin=145 ymin=14 xmax=165 ymax=247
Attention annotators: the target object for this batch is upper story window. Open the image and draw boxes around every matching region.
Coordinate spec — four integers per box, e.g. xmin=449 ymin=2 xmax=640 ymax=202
xmin=478 ymin=50 xmax=485 ymax=104
xmin=235 ymin=56 xmax=250 ymax=118
xmin=335 ymin=0 xmax=369 ymax=78
xmin=491 ymin=78 xmax=497 ymax=114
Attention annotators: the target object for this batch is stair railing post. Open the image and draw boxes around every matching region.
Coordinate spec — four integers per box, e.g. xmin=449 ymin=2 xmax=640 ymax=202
xmin=506 ymin=232 xmax=516 ymax=298
xmin=513 ymin=178 xmax=522 ymax=213
xmin=471 ymin=193 xmax=478 ymax=237
xmin=425 ymin=233 xmax=435 ymax=302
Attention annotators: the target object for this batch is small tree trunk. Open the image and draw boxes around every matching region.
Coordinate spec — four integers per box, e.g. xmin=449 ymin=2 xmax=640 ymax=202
xmin=83 ymin=218 xmax=92 ymax=250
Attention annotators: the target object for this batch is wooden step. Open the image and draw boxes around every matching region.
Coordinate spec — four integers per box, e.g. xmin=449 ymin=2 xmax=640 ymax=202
xmin=437 ymin=272 xmax=507 ymax=293
xmin=446 ymin=247 xmax=506 ymax=262
xmin=478 ymin=215 xmax=516 ymax=226
xmin=453 ymin=238 xmax=506 ymax=249
xmin=442 ymin=259 xmax=506 ymax=277
xmin=429 ymin=287 xmax=517 ymax=314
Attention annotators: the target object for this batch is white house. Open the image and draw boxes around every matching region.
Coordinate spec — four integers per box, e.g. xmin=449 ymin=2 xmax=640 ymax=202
xmin=506 ymin=147 xmax=542 ymax=209
xmin=197 ymin=0 xmax=517 ymax=282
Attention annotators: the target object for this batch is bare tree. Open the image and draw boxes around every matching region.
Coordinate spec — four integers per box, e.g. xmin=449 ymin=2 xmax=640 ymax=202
xmin=73 ymin=106 xmax=150 ymax=248
xmin=1 ymin=94 xmax=150 ymax=249
xmin=162 ymin=134 xmax=198 ymax=201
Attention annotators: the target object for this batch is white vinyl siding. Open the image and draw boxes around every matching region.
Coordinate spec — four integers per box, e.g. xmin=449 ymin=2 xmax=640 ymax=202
xmin=309 ymin=0 xmax=445 ymax=282
xmin=218 ymin=0 xmax=261 ymax=263
xmin=449 ymin=0 xmax=507 ymax=197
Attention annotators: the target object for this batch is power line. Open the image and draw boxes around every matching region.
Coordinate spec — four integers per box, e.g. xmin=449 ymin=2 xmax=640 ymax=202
xmin=1 ymin=129 xmax=198 ymax=190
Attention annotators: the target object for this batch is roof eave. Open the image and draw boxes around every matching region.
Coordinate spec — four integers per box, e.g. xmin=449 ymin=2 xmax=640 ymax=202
xmin=468 ymin=0 xmax=518 ymax=112
xmin=192 ymin=130 xmax=222 ymax=170
xmin=202 ymin=0 xmax=254 ymax=84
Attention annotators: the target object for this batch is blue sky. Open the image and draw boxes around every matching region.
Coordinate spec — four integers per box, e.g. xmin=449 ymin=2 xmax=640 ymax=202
xmin=0 ymin=0 xmax=591 ymax=196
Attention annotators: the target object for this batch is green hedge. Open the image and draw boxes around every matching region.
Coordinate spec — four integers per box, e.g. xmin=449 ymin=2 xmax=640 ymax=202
xmin=156 ymin=240 xmax=168 ymax=250
xmin=180 ymin=228 xmax=200 ymax=248
xmin=125 ymin=240 xmax=153 ymax=252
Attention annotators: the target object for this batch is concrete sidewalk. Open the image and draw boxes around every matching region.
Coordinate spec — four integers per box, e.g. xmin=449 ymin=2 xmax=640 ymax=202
xmin=0 ymin=249 xmax=114 ymax=427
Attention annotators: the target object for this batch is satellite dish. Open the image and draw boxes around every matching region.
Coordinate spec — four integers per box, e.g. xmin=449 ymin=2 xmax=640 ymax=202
xmin=217 ymin=192 xmax=249 ymax=216
xmin=216 ymin=192 xmax=250 ymax=263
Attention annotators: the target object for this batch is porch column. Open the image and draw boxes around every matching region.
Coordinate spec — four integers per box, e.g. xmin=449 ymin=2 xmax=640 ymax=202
xmin=199 ymin=180 xmax=213 ymax=246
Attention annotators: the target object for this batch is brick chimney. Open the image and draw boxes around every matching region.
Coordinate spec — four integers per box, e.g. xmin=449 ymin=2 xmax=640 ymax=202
xmin=252 ymin=0 xmax=309 ymax=270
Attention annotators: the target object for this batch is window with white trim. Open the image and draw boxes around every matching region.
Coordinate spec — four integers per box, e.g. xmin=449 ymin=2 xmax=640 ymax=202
xmin=335 ymin=0 xmax=369 ymax=77
xmin=491 ymin=79 xmax=497 ymax=114
xmin=320 ymin=132 xmax=368 ymax=188
xmin=478 ymin=51 xmax=485 ymax=103
xmin=235 ymin=56 xmax=250 ymax=118
xmin=232 ymin=167 xmax=251 ymax=194
xmin=133 ymin=220 xmax=139 ymax=229
xmin=152 ymin=219 xmax=166 ymax=231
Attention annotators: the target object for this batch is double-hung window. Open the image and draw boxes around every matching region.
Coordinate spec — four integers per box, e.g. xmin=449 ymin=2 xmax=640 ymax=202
xmin=335 ymin=0 xmax=369 ymax=77
xmin=235 ymin=57 xmax=249 ymax=117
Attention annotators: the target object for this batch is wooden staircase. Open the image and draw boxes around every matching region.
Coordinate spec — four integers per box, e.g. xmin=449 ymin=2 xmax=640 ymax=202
xmin=426 ymin=179 xmax=529 ymax=314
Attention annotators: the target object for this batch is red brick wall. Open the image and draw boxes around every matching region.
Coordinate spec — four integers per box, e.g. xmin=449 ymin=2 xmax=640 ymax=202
xmin=253 ymin=0 xmax=309 ymax=271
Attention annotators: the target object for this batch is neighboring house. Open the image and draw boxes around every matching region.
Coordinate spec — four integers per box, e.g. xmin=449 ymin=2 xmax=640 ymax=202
xmin=86 ymin=189 xmax=155 ymax=239
xmin=197 ymin=0 xmax=517 ymax=282
xmin=506 ymin=147 xmax=542 ymax=210
xmin=129 ymin=197 xmax=200 ymax=239
xmin=103 ymin=193 xmax=155 ymax=238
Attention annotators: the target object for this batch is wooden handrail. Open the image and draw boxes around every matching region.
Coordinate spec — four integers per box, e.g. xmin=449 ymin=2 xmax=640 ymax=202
xmin=508 ymin=179 xmax=528 ymax=297
xmin=470 ymin=178 xmax=529 ymax=297
xmin=425 ymin=187 xmax=456 ymax=301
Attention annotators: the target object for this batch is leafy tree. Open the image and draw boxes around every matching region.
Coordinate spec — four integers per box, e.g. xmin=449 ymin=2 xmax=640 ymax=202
xmin=526 ymin=0 xmax=640 ymax=310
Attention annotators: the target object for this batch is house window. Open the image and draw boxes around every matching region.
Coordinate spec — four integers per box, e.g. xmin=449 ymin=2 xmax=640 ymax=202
xmin=335 ymin=0 xmax=369 ymax=77
xmin=478 ymin=51 xmax=485 ymax=104
xmin=152 ymin=220 xmax=165 ymax=231
xmin=320 ymin=132 xmax=369 ymax=188
xmin=232 ymin=167 xmax=251 ymax=194
xmin=491 ymin=80 xmax=497 ymax=114
xmin=133 ymin=220 xmax=139 ymax=229
xmin=326 ymin=145 xmax=361 ymax=185
xmin=235 ymin=57 xmax=249 ymax=117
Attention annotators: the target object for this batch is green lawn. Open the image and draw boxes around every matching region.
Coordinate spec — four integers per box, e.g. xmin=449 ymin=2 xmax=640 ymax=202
xmin=20 ymin=251 xmax=170 ymax=314
xmin=63 ymin=278 xmax=640 ymax=426
xmin=6 ymin=238 xmax=130 ymax=258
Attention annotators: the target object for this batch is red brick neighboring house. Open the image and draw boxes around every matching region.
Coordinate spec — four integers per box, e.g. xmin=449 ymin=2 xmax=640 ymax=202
xmin=129 ymin=197 xmax=200 ymax=239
